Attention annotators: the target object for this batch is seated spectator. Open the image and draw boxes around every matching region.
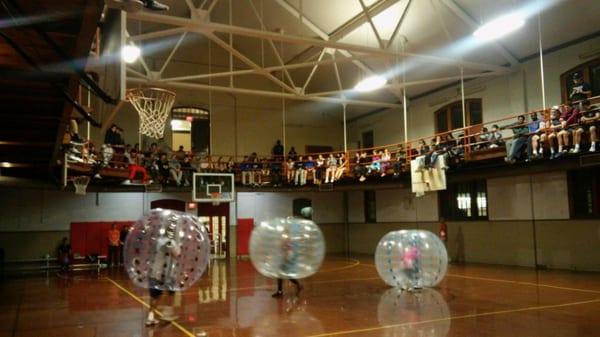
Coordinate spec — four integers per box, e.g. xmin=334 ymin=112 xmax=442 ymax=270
xmin=270 ymin=160 xmax=283 ymax=187
xmin=530 ymin=115 xmax=548 ymax=159
xmin=241 ymin=155 xmax=253 ymax=186
xmin=417 ymin=139 xmax=429 ymax=155
xmin=315 ymin=154 xmax=326 ymax=185
xmin=369 ymin=150 xmax=381 ymax=174
xmin=577 ymin=100 xmax=599 ymax=152
xmin=380 ymin=149 xmax=391 ymax=177
xmin=288 ymin=146 xmax=298 ymax=161
xmin=180 ymin=156 xmax=194 ymax=186
xmin=546 ymin=107 xmax=564 ymax=159
xmin=357 ymin=152 xmax=369 ymax=182
xmin=325 ymin=153 xmax=337 ymax=183
xmin=335 ymin=153 xmax=347 ymax=180
xmin=251 ymin=156 xmax=262 ymax=187
xmin=489 ymin=124 xmax=504 ymax=148
xmin=558 ymin=104 xmax=579 ymax=153
xmin=157 ymin=154 xmax=171 ymax=183
xmin=304 ymin=156 xmax=316 ymax=185
xmin=104 ymin=124 xmax=119 ymax=145
xmin=394 ymin=147 xmax=406 ymax=175
xmin=527 ymin=113 xmax=543 ymax=160
xmin=169 ymin=161 xmax=183 ymax=186
xmin=294 ymin=156 xmax=305 ymax=186
xmin=174 ymin=145 xmax=186 ymax=161
xmin=285 ymin=158 xmax=295 ymax=185
xmin=272 ymin=140 xmax=284 ymax=161
xmin=115 ymin=126 xmax=125 ymax=146
xmin=504 ymin=115 xmax=529 ymax=164
xmin=477 ymin=127 xmax=490 ymax=150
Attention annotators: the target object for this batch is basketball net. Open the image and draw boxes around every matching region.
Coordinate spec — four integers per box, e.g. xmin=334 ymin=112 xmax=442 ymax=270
xmin=210 ymin=192 xmax=221 ymax=206
xmin=127 ymin=87 xmax=176 ymax=139
xmin=73 ymin=176 xmax=90 ymax=195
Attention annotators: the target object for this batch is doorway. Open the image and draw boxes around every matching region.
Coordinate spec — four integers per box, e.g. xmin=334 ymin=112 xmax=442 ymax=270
xmin=197 ymin=203 xmax=230 ymax=258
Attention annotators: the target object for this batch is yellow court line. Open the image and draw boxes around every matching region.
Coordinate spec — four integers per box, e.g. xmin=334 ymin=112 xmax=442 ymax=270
xmin=360 ymin=263 xmax=600 ymax=294
xmin=306 ymin=297 xmax=600 ymax=337
xmin=106 ymin=277 xmax=195 ymax=337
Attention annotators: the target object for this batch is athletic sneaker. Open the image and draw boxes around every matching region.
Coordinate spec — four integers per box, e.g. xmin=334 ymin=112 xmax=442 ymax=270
xmin=590 ymin=144 xmax=596 ymax=152
xmin=144 ymin=0 xmax=169 ymax=10
xmin=271 ymin=291 xmax=283 ymax=298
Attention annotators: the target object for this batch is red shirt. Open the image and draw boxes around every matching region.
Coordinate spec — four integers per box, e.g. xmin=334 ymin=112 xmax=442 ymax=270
xmin=439 ymin=222 xmax=448 ymax=241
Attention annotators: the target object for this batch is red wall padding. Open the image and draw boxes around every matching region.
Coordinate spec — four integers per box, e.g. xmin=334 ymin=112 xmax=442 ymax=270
xmin=70 ymin=221 xmax=134 ymax=257
xmin=236 ymin=218 xmax=254 ymax=256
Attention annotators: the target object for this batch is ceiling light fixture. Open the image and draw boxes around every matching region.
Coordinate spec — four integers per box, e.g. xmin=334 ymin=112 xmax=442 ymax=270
xmin=355 ymin=75 xmax=387 ymax=92
xmin=121 ymin=44 xmax=141 ymax=63
xmin=473 ymin=12 xmax=525 ymax=41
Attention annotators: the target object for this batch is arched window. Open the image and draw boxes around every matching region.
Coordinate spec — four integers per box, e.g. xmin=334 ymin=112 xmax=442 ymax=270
xmin=560 ymin=57 xmax=600 ymax=103
xmin=434 ymin=99 xmax=482 ymax=133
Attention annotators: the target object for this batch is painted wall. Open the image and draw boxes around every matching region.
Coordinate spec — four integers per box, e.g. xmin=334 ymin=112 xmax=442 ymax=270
xmin=348 ymin=36 xmax=600 ymax=146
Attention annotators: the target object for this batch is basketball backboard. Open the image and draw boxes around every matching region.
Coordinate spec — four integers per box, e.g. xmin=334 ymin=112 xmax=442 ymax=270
xmin=193 ymin=173 xmax=235 ymax=203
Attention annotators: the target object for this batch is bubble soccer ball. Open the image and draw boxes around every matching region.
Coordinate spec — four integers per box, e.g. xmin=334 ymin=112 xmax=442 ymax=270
xmin=375 ymin=230 xmax=447 ymax=289
xmin=249 ymin=217 xmax=325 ymax=279
xmin=124 ymin=209 xmax=211 ymax=291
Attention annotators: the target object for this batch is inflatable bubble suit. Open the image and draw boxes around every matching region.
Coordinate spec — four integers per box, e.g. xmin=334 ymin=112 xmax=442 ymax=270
xmin=124 ymin=209 xmax=211 ymax=291
xmin=249 ymin=217 xmax=325 ymax=279
xmin=375 ymin=230 xmax=447 ymax=289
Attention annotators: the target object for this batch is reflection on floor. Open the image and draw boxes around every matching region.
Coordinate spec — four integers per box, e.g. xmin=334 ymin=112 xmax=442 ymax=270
xmin=2 ymin=257 xmax=600 ymax=337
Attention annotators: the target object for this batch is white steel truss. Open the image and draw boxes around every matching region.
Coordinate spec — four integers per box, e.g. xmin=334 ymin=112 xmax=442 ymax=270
xmin=121 ymin=2 xmax=513 ymax=109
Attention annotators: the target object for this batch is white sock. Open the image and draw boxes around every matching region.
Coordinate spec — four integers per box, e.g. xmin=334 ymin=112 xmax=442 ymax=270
xmin=148 ymin=311 xmax=154 ymax=320
xmin=558 ymin=146 xmax=563 ymax=152
xmin=550 ymin=148 xmax=555 ymax=154
xmin=533 ymin=149 xmax=538 ymax=155
xmin=539 ymin=148 xmax=544 ymax=155
xmin=575 ymin=144 xmax=580 ymax=150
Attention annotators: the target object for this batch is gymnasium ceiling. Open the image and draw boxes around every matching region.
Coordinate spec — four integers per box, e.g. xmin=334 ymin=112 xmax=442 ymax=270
xmin=126 ymin=0 xmax=600 ymax=119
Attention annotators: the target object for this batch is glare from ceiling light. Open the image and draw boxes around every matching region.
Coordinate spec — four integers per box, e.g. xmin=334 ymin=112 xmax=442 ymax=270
xmin=121 ymin=45 xmax=141 ymax=63
xmin=473 ymin=12 xmax=525 ymax=41
xmin=354 ymin=75 xmax=387 ymax=92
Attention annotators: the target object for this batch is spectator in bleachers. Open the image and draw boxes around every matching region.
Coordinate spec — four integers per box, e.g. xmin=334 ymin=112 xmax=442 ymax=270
xmin=169 ymin=160 xmax=184 ymax=186
xmin=104 ymin=124 xmax=119 ymax=145
xmin=325 ymin=153 xmax=337 ymax=183
xmin=180 ymin=156 xmax=194 ymax=186
xmin=270 ymin=160 xmax=283 ymax=187
xmin=380 ymin=149 xmax=391 ymax=177
xmin=315 ymin=154 xmax=325 ymax=185
xmin=489 ymin=125 xmax=504 ymax=148
xmin=477 ymin=127 xmax=490 ymax=150
xmin=578 ymin=100 xmax=599 ymax=152
xmin=335 ymin=153 xmax=347 ymax=180
xmin=357 ymin=152 xmax=369 ymax=182
xmin=394 ymin=147 xmax=406 ymax=175
xmin=272 ymin=140 xmax=284 ymax=161
xmin=569 ymin=72 xmax=592 ymax=103
xmin=174 ymin=145 xmax=186 ymax=161
xmin=527 ymin=113 xmax=543 ymax=159
xmin=417 ymin=139 xmax=429 ymax=155
xmin=556 ymin=104 xmax=577 ymax=154
xmin=158 ymin=154 xmax=171 ymax=184
xmin=115 ymin=127 xmax=125 ymax=146
xmin=504 ymin=115 xmax=529 ymax=164
xmin=369 ymin=150 xmax=381 ymax=174
xmin=241 ymin=156 xmax=253 ymax=186
xmin=294 ymin=156 xmax=306 ymax=186
xmin=546 ymin=107 xmax=564 ymax=159
xmin=288 ymin=147 xmax=298 ymax=161
xmin=285 ymin=157 xmax=295 ymax=185
xmin=304 ymin=156 xmax=316 ymax=185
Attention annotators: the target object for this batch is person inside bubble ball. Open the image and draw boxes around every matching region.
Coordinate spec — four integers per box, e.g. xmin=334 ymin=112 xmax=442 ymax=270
xmin=402 ymin=238 xmax=422 ymax=292
xmin=146 ymin=224 xmax=182 ymax=326
xmin=272 ymin=207 xmax=312 ymax=298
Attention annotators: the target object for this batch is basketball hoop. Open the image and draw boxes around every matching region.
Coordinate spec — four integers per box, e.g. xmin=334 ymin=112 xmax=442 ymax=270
xmin=73 ymin=176 xmax=90 ymax=195
xmin=210 ymin=192 xmax=221 ymax=206
xmin=127 ymin=87 xmax=176 ymax=139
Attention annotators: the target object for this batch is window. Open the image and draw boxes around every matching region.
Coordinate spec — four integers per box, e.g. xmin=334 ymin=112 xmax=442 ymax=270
xmin=434 ymin=99 xmax=483 ymax=133
xmin=364 ymin=190 xmax=376 ymax=223
xmin=439 ymin=180 xmax=488 ymax=220
xmin=560 ymin=57 xmax=600 ymax=103
xmin=568 ymin=169 xmax=600 ymax=218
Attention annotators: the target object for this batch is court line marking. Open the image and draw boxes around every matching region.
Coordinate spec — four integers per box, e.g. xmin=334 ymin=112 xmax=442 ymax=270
xmin=306 ymin=297 xmax=600 ymax=337
xmin=106 ymin=277 xmax=195 ymax=337
xmin=359 ymin=263 xmax=600 ymax=294
xmin=317 ymin=259 xmax=361 ymax=273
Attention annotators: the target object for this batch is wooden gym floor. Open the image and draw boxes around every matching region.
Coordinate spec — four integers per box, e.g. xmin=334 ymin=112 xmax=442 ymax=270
xmin=2 ymin=257 xmax=600 ymax=337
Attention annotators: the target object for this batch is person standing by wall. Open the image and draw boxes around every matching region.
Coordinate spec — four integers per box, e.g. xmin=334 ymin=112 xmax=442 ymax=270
xmin=438 ymin=217 xmax=449 ymax=262
xmin=107 ymin=223 xmax=120 ymax=268
xmin=119 ymin=225 xmax=130 ymax=267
